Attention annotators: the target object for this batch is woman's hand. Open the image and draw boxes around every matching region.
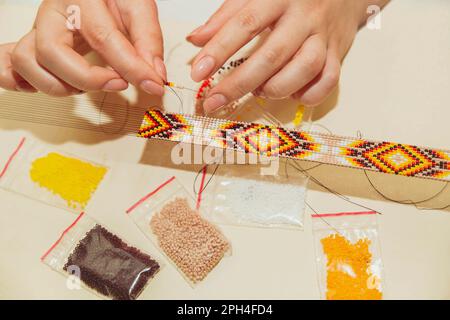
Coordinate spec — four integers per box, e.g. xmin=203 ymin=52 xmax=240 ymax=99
xmin=0 ymin=43 xmax=36 ymax=93
xmin=188 ymin=0 xmax=389 ymax=112
xmin=0 ymin=0 xmax=166 ymax=97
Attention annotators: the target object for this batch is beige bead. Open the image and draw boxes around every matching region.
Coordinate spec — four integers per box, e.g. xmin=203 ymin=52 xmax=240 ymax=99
xmin=150 ymin=197 xmax=229 ymax=283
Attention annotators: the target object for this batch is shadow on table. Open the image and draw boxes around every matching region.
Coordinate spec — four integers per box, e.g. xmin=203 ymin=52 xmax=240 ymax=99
xmin=2 ymin=86 xmax=446 ymax=213
xmin=0 ymin=89 xmax=159 ymax=145
xmin=298 ymin=162 xmax=450 ymax=214
xmin=138 ymin=138 xmax=450 ymax=213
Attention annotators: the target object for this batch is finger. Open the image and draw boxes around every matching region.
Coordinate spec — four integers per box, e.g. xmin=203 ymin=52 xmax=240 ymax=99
xmin=187 ymin=0 xmax=247 ymax=47
xmin=202 ymin=16 xmax=311 ymax=112
xmin=35 ymin=4 xmax=128 ymax=92
xmin=114 ymin=0 xmax=166 ymax=80
xmin=191 ymin=0 xmax=287 ymax=82
xmin=77 ymin=0 xmax=165 ymax=95
xmin=11 ymin=31 xmax=81 ymax=96
xmin=0 ymin=43 xmax=17 ymax=91
xmin=258 ymin=34 xmax=327 ymax=99
xmin=292 ymin=51 xmax=341 ymax=106
xmin=0 ymin=43 xmax=35 ymax=92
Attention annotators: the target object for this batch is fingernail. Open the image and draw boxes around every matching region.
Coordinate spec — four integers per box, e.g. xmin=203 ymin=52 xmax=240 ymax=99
xmin=191 ymin=55 xmax=215 ymax=82
xmin=203 ymin=94 xmax=228 ymax=112
xmin=15 ymin=81 xmax=37 ymax=93
xmin=140 ymin=80 xmax=164 ymax=96
xmin=103 ymin=79 xmax=128 ymax=92
xmin=253 ymin=88 xmax=266 ymax=98
xmin=187 ymin=25 xmax=204 ymax=40
xmin=154 ymin=56 xmax=167 ymax=81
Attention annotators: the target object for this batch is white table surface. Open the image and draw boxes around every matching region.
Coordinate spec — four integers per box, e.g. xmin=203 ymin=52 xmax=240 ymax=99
xmin=0 ymin=0 xmax=449 ymax=299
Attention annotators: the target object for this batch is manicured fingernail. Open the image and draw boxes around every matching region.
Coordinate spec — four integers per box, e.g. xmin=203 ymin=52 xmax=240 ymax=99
xmin=191 ymin=55 xmax=215 ymax=82
xmin=102 ymin=79 xmax=128 ymax=92
xmin=187 ymin=25 xmax=204 ymax=40
xmin=140 ymin=80 xmax=164 ymax=96
xmin=154 ymin=56 xmax=167 ymax=81
xmin=253 ymin=88 xmax=266 ymax=98
xmin=15 ymin=81 xmax=37 ymax=93
xmin=203 ymin=94 xmax=228 ymax=112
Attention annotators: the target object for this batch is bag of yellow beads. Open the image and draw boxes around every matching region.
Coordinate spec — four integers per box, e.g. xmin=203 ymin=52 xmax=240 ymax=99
xmin=0 ymin=137 xmax=108 ymax=213
xmin=312 ymin=211 xmax=384 ymax=300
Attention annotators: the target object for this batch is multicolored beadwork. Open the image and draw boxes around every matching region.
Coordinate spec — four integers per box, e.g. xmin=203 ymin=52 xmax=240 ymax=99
xmin=195 ymin=57 xmax=250 ymax=115
xmin=138 ymin=109 xmax=450 ymax=182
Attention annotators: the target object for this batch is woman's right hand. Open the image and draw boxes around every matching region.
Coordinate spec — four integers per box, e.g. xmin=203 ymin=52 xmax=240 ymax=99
xmin=0 ymin=0 xmax=166 ymax=97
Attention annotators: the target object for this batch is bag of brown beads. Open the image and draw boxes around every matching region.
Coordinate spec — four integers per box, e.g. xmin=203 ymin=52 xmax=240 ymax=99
xmin=41 ymin=213 xmax=161 ymax=300
xmin=126 ymin=176 xmax=231 ymax=286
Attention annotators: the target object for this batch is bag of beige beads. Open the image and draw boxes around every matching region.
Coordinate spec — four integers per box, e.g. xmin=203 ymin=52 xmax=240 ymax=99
xmin=0 ymin=136 xmax=109 ymax=213
xmin=126 ymin=176 xmax=231 ymax=286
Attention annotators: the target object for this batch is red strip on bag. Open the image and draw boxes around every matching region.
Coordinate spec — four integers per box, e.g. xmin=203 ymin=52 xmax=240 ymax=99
xmin=0 ymin=137 xmax=26 ymax=179
xmin=126 ymin=176 xmax=176 ymax=214
xmin=196 ymin=166 xmax=207 ymax=210
xmin=41 ymin=212 xmax=85 ymax=261
xmin=311 ymin=211 xmax=377 ymax=218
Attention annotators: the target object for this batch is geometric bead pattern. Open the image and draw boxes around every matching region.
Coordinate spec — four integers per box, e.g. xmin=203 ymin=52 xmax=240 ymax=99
xmin=138 ymin=109 xmax=450 ymax=182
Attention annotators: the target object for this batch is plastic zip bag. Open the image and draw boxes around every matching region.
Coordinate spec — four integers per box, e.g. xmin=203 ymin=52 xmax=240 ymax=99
xmin=41 ymin=212 xmax=162 ymax=300
xmin=312 ymin=211 xmax=384 ymax=300
xmin=0 ymin=137 xmax=108 ymax=213
xmin=126 ymin=176 xmax=231 ymax=286
xmin=205 ymin=167 xmax=307 ymax=229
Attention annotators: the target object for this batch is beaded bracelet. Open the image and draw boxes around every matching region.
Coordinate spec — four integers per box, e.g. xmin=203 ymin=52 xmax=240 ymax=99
xmin=138 ymin=109 xmax=450 ymax=182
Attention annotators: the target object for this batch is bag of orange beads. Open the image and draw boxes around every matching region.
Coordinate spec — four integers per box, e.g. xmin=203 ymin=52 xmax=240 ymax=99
xmin=312 ymin=211 xmax=384 ymax=300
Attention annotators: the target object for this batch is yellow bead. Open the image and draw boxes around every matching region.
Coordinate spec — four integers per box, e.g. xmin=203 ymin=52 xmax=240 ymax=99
xmin=29 ymin=152 xmax=107 ymax=210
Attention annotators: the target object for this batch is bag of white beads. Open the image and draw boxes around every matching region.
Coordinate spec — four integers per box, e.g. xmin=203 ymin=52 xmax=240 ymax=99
xmin=126 ymin=176 xmax=231 ymax=286
xmin=204 ymin=163 xmax=308 ymax=229
xmin=0 ymin=136 xmax=108 ymax=213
